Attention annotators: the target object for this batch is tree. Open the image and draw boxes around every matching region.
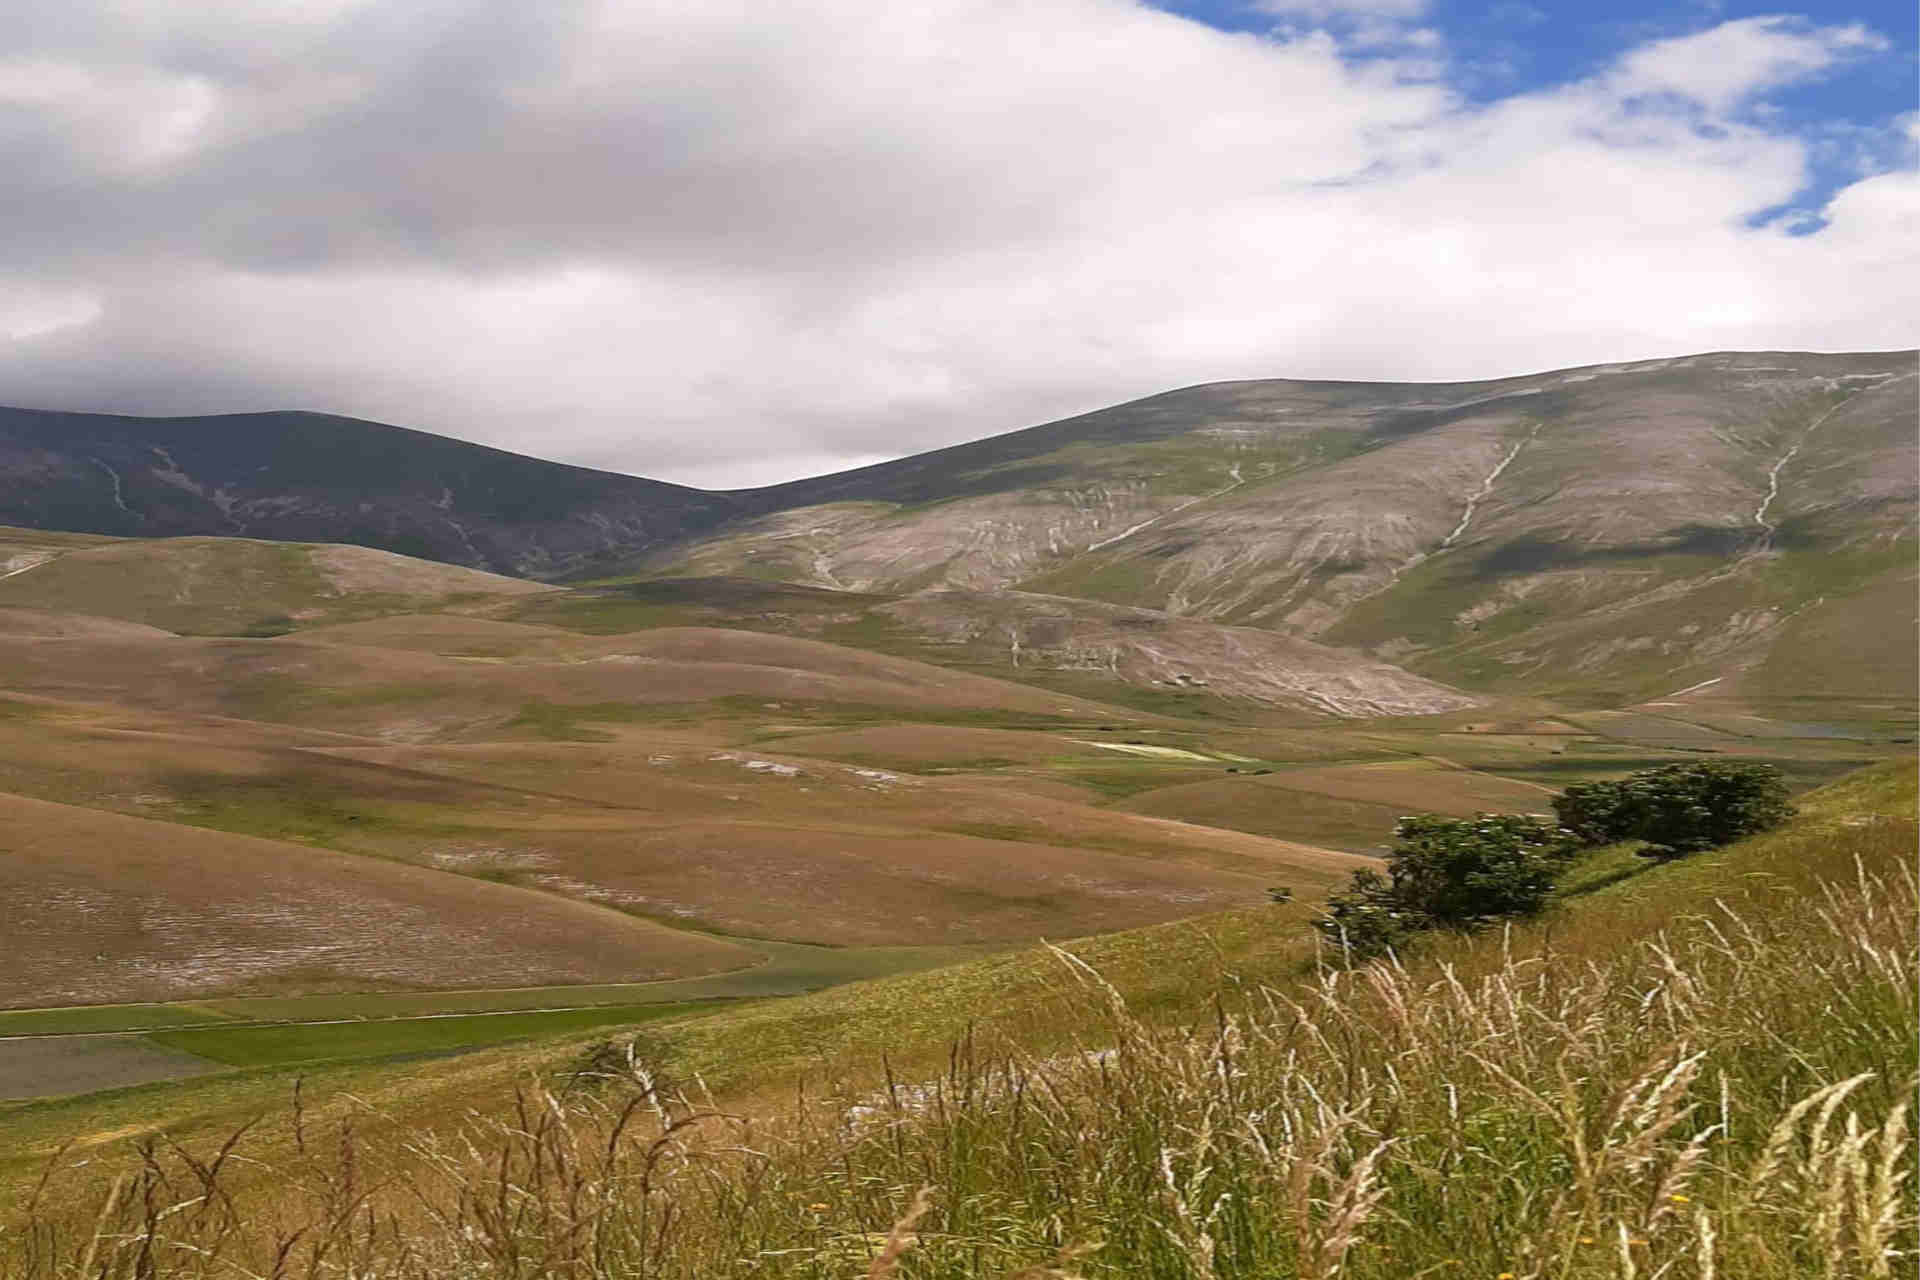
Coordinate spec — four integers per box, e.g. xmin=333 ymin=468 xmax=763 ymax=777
xmin=1316 ymin=813 xmax=1578 ymax=959
xmin=1553 ymin=761 xmax=1795 ymax=860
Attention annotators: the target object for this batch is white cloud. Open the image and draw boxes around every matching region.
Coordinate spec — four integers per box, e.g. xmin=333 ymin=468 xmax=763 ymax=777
xmin=0 ymin=57 xmax=219 ymax=171
xmin=1611 ymin=16 xmax=1887 ymax=114
xmin=0 ymin=284 xmax=101 ymax=341
xmin=0 ymin=1 xmax=1910 ymax=486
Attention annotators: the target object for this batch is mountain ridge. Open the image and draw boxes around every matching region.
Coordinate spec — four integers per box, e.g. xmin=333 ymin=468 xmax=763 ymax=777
xmin=8 ymin=348 xmax=1913 ymax=567
xmin=5 ymin=348 xmax=1913 ymax=713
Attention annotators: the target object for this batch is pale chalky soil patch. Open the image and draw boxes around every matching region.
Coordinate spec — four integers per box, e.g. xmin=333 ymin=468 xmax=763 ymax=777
xmin=1066 ymin=740 xmax=1215 ymax=761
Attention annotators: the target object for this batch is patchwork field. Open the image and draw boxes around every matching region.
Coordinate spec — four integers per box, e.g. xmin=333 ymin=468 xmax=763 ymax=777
xmin=0 ymin=529 xmax=1907 ymax=1115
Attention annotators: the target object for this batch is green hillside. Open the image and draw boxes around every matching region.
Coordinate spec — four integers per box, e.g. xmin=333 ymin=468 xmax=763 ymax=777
xmin=6 ymin=760 xmax=1911 ymax=1277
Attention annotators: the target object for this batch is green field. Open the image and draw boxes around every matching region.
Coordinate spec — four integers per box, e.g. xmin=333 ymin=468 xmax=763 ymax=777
xmin=0 ymin=1003 xmax=235 ymax=1037
xmin=0 ymin=940 xmax=994 ymax=1039
xmin=201 ymin=940 xmax=999 ymax=1021
xmin=146 ymin=1002 xmax=734 ymax=1068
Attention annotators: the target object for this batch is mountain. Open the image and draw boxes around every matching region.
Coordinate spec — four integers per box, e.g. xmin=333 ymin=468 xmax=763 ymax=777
xmin=663 ymin=349 xmax=1917 ymax=712
xmin=3 ymin=349 xmax=1913 ymax=713
xmin=0 ymin=406 xmax=744 ymax=579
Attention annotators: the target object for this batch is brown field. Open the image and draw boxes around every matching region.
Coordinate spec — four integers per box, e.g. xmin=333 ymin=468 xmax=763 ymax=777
xmin=294 ymin=613 xmax=592 ymax=657
xmin=0 ymin=791 xmax=757 ymax=1007
xmin=0 ymin=622 xmax=1129 ymax=744
xmin=0 ymin=687 xmax=1367 ymax=966
xmin=419 ymin=820 xmax=1284 ymax=945
xmin=1244 ymin=757 xmax=1556 ymax=811
xmin=743 ymin=723 xmax=1109 ymax=770
xmin=1118 ymin=776 xmax=1409 ymax=851
xmin=272 ymin=738 xmax=1370 ymax=939
xmin=1117 ymin=757 xmax=1559 ymax=850
xmin=0 ymin=607 xmax=176 ymax=641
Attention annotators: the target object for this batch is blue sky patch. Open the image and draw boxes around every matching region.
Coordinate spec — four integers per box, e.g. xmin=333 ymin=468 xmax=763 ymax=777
xmin=1154 ymin=0 xmax=1916 ymax=223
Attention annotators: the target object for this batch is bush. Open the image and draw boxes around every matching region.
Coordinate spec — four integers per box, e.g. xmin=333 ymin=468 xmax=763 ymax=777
xmin=1553 ymin=761 xmax=1795 ymax=860
xmin=1316 ymin=813 xmax=1578 ymax=958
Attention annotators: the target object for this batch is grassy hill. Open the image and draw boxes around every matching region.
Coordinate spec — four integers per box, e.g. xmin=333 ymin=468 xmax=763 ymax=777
xmin=4 ymin=759 xmax=1910 ymax=1277
xmin=0 ymin=525 xmax=551 ymax=635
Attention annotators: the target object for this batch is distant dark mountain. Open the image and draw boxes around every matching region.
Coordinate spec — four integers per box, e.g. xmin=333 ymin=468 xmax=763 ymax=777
xmin=0 ymin=407 xmax=745 ymax=579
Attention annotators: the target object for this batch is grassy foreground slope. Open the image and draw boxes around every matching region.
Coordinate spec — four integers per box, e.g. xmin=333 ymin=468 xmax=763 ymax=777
xmin=7 ymin=760 xmax=1912 ymax=1277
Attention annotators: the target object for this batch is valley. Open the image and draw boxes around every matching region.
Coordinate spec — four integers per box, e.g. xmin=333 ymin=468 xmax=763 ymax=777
xmin=0 ymin=352 xmax=1911 ymax=1248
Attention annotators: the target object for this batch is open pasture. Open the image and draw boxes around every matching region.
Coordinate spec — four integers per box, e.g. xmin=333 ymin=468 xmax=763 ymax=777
xmin=0 ymin=618 xmax=1136 ymax=747
xmin=1237 ymin=756 xmax=1557 ymax=811
xmin=0 ymin=685 xmax=1368 ymax=979
xmin=145 ymin=1001 xmax=734 ymax=1069
xmin=0 ymin=791 xmax=757 ymax=1007
xmin=0 ymin=937 xmax=993 ymax=1102
xmin=1117 ymin=775 xmax=1410 ymax=852
xmin=737 ymin=722 xmax=1110 ymax=771
xmin=0 ymin=1001 xmax=738 ymax=1101
xmin=293 ymin=612 xmax=597 ymax=657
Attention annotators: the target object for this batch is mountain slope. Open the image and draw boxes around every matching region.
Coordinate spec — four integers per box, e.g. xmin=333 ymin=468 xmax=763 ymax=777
xmin=4 ymin=350 xmax=1912 ymax=712
xmin=664 ymin=350 xmax=1917 ymax=709
xmin=0 ymin=406 xmax=744 ymax=579
xmin=679 ymin=350 xmax=1912 ymax=601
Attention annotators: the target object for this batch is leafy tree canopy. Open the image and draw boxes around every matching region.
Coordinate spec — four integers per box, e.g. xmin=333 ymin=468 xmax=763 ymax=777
xmin=1316 ymin=812 xmax=1577 ymax=959
xmin=1553 ymin=761 xmax=1794 ymax=860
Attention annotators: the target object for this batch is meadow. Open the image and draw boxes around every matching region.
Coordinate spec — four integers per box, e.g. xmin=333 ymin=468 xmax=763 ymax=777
xmin=4 ymin=760 xmax=1911 ymax=1277
xmin=0 ymin=942 xmax=991 ymax=1101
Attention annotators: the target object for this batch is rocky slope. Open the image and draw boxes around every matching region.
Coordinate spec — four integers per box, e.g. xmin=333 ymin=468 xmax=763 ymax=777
xmin=664 ymin=350 xmax=1916 ymax=707
xmin=873 ymin=589 xmax=1477 ymax=717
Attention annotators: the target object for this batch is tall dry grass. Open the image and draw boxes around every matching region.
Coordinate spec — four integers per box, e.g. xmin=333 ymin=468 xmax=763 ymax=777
xmin=7 ymin=831 xmax=1914 ymax=1278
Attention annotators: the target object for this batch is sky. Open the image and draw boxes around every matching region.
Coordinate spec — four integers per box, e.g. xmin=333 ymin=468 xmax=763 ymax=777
xmin=0 ymin=0 xmax=1912 ymax=489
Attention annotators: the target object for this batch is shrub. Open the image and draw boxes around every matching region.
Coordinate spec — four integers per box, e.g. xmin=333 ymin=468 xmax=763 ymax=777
xmin=1316 ymin=813 xmax=1577 ymax=958
xmin=1554 ymin=760 xmax=1795 ymax=859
